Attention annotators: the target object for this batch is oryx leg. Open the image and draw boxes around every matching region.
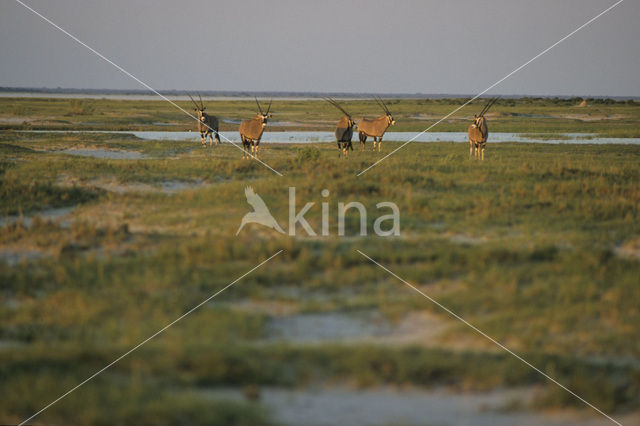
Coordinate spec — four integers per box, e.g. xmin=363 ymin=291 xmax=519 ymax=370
xmin=359 ymin=132 xmax=366 ymax=150
xmin=214 ymin=131 xmax=220 ymax=146
xmin=242 ymin=137 xmax=249 ymax=158
xmin=201 ymin=132 xmax=206 ymax=146
xmin=378 ymin=137 xmax=382 ymax=152
xmin=469 ymin=140 xmax=473 ymax=157
xmin=481 ymin=146 xmax=485 ymax=161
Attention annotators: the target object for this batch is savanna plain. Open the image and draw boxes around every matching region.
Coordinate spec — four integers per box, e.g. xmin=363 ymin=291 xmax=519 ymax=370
xmin=1 ymin=96 xmax=639 ymax=425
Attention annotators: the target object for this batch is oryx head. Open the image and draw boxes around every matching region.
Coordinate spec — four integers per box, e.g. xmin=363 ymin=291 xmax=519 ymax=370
xmin=473 ymin=114 xmax=486 ymax=129
xmin=188 ymin=93 xmax=206 ymax=122
xmin=376 ymin=97 xmax=395 ymax=126
xmin=255 ymin=97 xmax=273 ymax=127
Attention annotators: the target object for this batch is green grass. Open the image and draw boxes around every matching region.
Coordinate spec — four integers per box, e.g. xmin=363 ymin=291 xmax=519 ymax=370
xmin=1 ymin=96 xmax=639 ymax=134
xmin=1 ymin=97 xmax=639 ymax=423
xmin=2 ymin=369 xmax=272 ymax=426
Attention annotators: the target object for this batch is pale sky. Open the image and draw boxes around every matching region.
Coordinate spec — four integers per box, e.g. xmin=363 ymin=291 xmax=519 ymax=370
xmin=0 ymin=0 xmax=638 ymax=96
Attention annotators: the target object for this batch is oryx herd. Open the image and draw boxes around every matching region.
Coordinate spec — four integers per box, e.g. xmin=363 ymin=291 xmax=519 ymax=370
xmin=188 ymin=94 xmax=499 ymax=160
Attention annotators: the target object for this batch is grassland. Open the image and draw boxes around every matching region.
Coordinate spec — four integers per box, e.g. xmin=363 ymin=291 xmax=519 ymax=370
xmin=1 ymin=96 xmax=639 ymax=136
xmin=1 ymin=97 xmax=639 ymax=425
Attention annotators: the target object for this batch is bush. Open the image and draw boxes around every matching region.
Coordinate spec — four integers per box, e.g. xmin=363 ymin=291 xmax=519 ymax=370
xmin=296 ymin=146 xmax=321 ymax=163
xmin=67 ymin=100 xmax=96 ymax=116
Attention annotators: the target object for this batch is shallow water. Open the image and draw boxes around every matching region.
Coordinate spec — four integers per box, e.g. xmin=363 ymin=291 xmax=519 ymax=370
xmin=203 ymin=386 xmax=609 ymax=426
xmin=0 ymin=250 xmax=45 ymax=266
xmin=93 ymin=179 xmax=214 ymax=194
xmin=22 ymin=130 xmax=640 ymax=145
xmin=1 ymin=206 xmax=75 ymax=228
xmin=266 ymin=312 xmax=392 ymax=343
xmin=264 ymin=310 xmax=461 ymax=348
xmin=62 ymin=148 xmax=145 ymax=159
xmin=109 ymin=130 xmax=640 ymax=145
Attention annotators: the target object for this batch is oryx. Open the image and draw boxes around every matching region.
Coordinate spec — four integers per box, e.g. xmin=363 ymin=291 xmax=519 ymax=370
xmin=358 ymin=97 xmax=395 ymax=152
xmin=468 ymin=97 xmax=499 ymax=160
xmin=239 ymin=98 xmax=272 ymax=159
xmin=324 ymin=97 xmax=356 ymax=157
xmin=188 ymin=93 xmax=220 ymax=146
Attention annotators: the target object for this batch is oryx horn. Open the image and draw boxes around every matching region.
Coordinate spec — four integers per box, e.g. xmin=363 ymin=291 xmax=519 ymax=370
xmin=255 ymin=96 xmax=264 ymax=115
xmin=375 ymin=96 xmax=391 ymax=115
xmin=188 ymin=93 xmax=200 ymax=110
xmin=479 ymin=96 xmax=500 ymax=117
xmin=324 ymin=97 xmax=351 ymax=117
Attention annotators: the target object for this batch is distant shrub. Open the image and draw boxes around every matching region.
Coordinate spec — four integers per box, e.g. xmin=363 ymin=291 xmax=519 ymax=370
xmin=296 ymin=146 xmax=321 ymax=163
xmin=67 ymin=99 xmax=96 ymax=116
xmin=529 ymin=245 xmax=558 ymax=262
xmin=11 ymin=105 xmax=28 ymax=116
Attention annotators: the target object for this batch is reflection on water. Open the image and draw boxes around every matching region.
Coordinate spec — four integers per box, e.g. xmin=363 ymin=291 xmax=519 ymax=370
xmin=19 ymin=130 xmax=640 ymax=144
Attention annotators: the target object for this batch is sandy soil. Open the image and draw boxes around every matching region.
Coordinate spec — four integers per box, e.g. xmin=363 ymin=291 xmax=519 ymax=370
xmin=615 ymin=237 xmax=640 ymax=260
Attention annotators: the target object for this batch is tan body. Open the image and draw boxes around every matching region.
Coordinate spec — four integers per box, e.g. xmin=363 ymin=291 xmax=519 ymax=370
xmin=239 ymin=115 xmax=267 ymax=158
xmin=358 ymin=115 xmax=394 ymax=152
xmin=468 ymin=116 xmax=488 ymax=160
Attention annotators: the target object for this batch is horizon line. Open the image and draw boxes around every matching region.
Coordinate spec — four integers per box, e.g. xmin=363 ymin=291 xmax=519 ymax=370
xmin=0 ymin=86 xmax=638 ymax=100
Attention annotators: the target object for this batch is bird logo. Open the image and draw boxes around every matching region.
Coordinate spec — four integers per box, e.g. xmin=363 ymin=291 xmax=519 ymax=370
xmin=236 ymin=186 xmax=285 ymax=235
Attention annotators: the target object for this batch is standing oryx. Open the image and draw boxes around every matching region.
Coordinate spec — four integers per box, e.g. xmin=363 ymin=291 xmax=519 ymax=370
xmin=468 ymin=97 xmax=499 ymax=160
xmin=239 ymin=98 xmax=272 ymax=159
xmin=358 ymin=97 xmax=395 ymax=152
xmin=188 ymin=93 xmax=220 ymax=146
xmin=324 ymin=97 xmax=356 ymax=157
